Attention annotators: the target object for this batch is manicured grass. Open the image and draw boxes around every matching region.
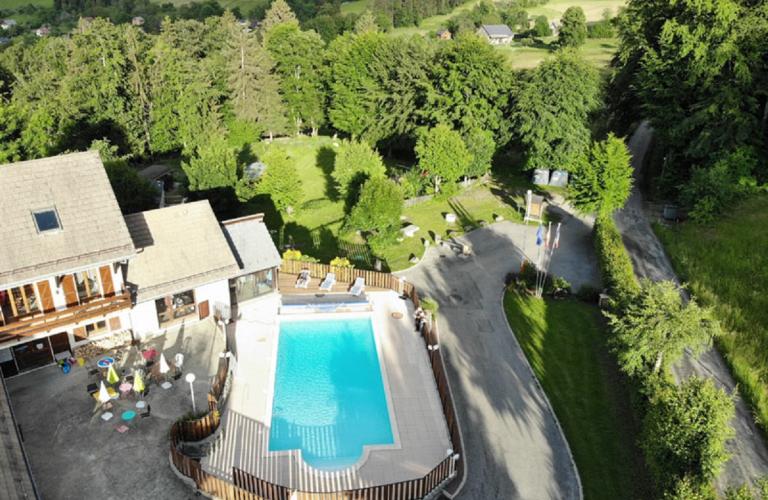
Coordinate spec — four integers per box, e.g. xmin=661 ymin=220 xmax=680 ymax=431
xmin=340 ymin=0 xmax=373 ymax=15
xmin=499 ymin=37 xmax=619 ymax=72
xmin=526 ymin=0 xmax=625 ymax=23
xmin=655 ymin=195 xmax=768 ymax=431
xmin=242 ymin=136 xmax=532 ymax=271
xmin=504 ymin=291 xmax=651 ymax=500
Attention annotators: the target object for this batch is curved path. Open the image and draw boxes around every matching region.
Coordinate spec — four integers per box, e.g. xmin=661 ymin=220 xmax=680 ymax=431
xmin=614 ymin=122 xmax=768 ymax=492
xmin=396 ymin=208 xmax=599 ymax=500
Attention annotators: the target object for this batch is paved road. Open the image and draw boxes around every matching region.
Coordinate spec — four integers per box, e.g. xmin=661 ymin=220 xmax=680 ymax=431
xmin=396 ymin=208 xmax=600 ymax=500
xmin=614 ymin=122 xmax=768 ymax=492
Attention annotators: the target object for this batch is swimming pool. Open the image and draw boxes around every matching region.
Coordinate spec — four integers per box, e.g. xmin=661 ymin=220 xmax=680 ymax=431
xmin=269 ymin=317 xmax=394 ymax=471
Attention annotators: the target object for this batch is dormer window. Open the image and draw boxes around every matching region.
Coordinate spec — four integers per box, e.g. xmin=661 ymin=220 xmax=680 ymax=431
xmin=32 ymin=207 xmax=61 ymax=233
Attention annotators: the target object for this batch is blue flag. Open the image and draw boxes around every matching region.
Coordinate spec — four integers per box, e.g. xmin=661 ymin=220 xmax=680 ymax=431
xmin=536 ymin=225 xmax=544 ymax=245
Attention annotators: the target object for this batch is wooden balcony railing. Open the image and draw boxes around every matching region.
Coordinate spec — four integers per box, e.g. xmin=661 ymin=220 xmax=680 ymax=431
xmin=0 ymin=292 xmax=132 ymax=344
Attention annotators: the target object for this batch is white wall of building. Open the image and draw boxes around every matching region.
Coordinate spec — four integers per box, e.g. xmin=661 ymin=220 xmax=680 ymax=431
xmin=130 ymin=300 xmax=160 ymax=340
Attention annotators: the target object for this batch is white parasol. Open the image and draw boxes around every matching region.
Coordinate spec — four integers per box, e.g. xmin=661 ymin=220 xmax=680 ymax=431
xmin=159 ymin=353 xmax=170 ymax=374
xmin=97 ymin=381 xmax=111 ymax=403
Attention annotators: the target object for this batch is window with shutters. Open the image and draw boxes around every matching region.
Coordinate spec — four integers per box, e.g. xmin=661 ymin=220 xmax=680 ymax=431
xmin=0 ymin=285 xmax=40 ymax=322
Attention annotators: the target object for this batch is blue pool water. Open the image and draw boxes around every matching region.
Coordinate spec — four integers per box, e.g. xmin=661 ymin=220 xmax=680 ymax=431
xmin=269 ymin=317 xmax=394 ymax=471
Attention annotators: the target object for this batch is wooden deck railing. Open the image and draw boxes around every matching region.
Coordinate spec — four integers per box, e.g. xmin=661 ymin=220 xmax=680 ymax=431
xmin=0 ymin=292 xmax=132 ymax=343
xmin=169 ymin=264 xmax=464 ymax=500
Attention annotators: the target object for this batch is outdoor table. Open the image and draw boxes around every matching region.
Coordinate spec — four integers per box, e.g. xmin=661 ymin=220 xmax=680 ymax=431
xmin=135 ymin=401 xmax=146 ymax=409
xmin=119 ymin=383 xmax=132 ymax=398
xmin=92 ymin=387 xmax=117 ymax=402
xmin=149 ymin=361 xmax=176 ymax=381
xmin=141 ymin=349 xmax=158 ymax=361
xmin=122 ymin=410 xmax=136 ymax=427
xmin=97 ymin=357 xmax=115 ymax=368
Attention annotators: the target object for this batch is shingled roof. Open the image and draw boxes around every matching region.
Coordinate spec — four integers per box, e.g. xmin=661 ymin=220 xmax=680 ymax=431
xmin=124 ymin=201 xmax=240 ymax=304
xmin=221 ymin=215 xmax=282 ymax=274
xmin=479 ymin=24 xmax=514 ymax=38
xmin=0 ymin=151 xmax=136 ymax=289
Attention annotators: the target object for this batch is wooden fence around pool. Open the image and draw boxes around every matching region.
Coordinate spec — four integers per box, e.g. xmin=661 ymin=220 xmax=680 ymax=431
xmin=170 ymin=263 xmax=464 ymax=500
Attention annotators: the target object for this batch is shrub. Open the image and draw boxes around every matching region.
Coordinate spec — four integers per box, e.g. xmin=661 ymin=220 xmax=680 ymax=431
xmin=576 ymin=283 xmax=601 ymax=303
xmin=330 ymin=256 xmax=354 ymax=268
xmin=420 ymin=297 xmax=439 ymax=317
xmin=283 ymin=248 xmax=302 ymax=260
xmin=593 ymin=214 xmax=640 ymax=305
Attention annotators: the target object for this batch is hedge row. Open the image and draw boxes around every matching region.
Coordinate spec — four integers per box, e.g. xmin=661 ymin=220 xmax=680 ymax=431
xmin=593 ymin=214 xmax=640 ymax=303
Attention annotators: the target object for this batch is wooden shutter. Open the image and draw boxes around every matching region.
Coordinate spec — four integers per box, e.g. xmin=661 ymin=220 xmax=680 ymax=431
xmin=99 ymin=266 xmax=115 ymax=297
xmin=198 ymin=300 xmax=209 ymax=320
xmin=61 ymin=275 xmax=79 ymax=307
xmin=73 ymin=326 xmax=87 ymax=342
xmin=36 ymin=280 xmax=55 ymax=313
xmin=108 ymin=316 xmax=121 ymax=332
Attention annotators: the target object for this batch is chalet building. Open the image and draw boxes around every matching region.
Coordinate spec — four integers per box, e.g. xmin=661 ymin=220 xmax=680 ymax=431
xmin=436 ymin=28 xmax=452 ymax=40
xmin=476 ymin=24 xmax=515 ymax=45
xmin=0 ymin=152 xmax=136 ymax=376
xmin=221 ymin=215 xmax=282 ymax=307
xmin=1 ymin=19 xmax=17 ymax=30
xmin=132 ymin=16 xmax=145 ymax=26
xmin=0 ymin=152 xmax=282 ymax=375
xmin=124 ymin=201 xmax=240 ymax=339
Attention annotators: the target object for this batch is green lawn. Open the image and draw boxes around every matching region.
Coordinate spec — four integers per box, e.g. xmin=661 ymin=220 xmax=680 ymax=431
xmin=504 ymin=291 xmax=651 ymax=500
xmin=2 ymin=0 xmax=52 ymax=8
xmin=526 ymin=0 xmax=625 ymax=23
xmin=242 ymin=136 xmax=533 ymax=271
xmin=655 ymin=195 xmax=768 ymax=431
xmin=340 ymin=0 xmax=373 ymax=15
xmin=498 ymin=37 xmax=618 ymax=72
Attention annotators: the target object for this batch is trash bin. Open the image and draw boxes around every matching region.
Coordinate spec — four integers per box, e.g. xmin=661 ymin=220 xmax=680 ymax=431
xmin=61 ymin=362 xmax=70 ymax=374
xmin=663 ymin=205 xmax=679 ymax=220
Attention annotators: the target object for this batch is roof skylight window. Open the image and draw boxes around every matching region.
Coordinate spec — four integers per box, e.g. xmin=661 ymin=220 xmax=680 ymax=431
xmin=33 ymin=208 xmax=61 ymax=233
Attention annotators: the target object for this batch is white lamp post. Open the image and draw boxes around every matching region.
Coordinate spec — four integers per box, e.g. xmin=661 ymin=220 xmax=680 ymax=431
xmin=185 ymin=373 xmax=196 ymax=414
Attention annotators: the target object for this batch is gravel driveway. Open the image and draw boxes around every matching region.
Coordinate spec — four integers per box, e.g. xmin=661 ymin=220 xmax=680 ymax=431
xmin=396 ymin=206 xmax=599 ymax=500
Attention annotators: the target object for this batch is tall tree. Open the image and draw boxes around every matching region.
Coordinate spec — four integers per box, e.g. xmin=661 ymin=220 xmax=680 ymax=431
xmin=558 ymin=6 xmax=587 ymax=48
xmin=346 ymin=177 xmax=403 ymax=236
xmin=257 ymin=145 xmax=303 ymax=213
xmin=415 ymin=124 xmax=472 ymax=194
xmin=463 ymin=128 xmax=495 ymax=180
xmin=225 ymin=22 xmax=288 ymax=139
xmin=568 ymin=133 xmax=633 ymax=217
xmin=607 ymin=279 xmax=721 ymax=376
xmin=182 ymin=134 xmax=238 ymax=191
xmin=428 ymin=32 xmax=511 ymax=136
xmin=513 ymin=48 xmax=601 ymax=171
xmin=264 ymin=24 xmax=327 ymax=136
xmin=262 ymin=0 xmax=299 ymax=32
xmin=331 ymin=139 xmax=387 ymax=200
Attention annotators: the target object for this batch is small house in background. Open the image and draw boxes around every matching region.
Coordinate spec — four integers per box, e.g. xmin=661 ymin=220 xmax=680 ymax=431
xmin=132 ymin=16 xmax=145 ymax=26
xmin=1 ymin=20 xmax=17 ymax=30
xmin=550 ymin=21 xmax=562 ymax=35
xmin=0 ymin=37 xmax=10 ymax=44
xmin=244 ymin=162 xmax=267 ymax=180
xmin=82 ymin=17 xmax=94 ymax=24
xmin=476 ymin=24 xmax=514 ymax=45
xmin=436 ymin=29 xmax=452 ymax=40
xmin=35 ymin=26 xmax=50 ymax=37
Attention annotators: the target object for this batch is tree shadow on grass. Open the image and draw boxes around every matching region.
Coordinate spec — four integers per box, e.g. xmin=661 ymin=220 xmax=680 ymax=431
xmin=448 ymin=199 xmax=480 ymax=230
xmin=316 ymin=146 xmax=339 ymax=202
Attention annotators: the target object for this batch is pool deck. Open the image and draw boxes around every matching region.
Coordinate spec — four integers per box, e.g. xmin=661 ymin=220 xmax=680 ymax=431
xmin=203 ymin=291 xmax=452 ymax=491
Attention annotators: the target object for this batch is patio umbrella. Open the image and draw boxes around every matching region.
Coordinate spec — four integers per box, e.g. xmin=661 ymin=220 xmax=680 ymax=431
xmin=106 ymin=364 xmax=120 ymax=384
xmin=97 ymin=382 xmax=111 ymax=404
xmin=159 ymin=353 xmax=170 ymax=374
xmin=132 ymin=370 xmax=145 ymax=394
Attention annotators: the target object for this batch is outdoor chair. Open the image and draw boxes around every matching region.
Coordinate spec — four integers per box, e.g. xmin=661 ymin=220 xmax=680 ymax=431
xmin=140 ymin=405 xmax=151 ymax=419
xmin=295 ymin=269 xmax=311 ymax=289
xmin=86 ymin=383 xmax=98 ymax=396
xmin=140 ymin=387 xmax=150 ymax=398
xmin=145 ymin=360 xmax=155 ymax=370
xmin=319 ymin=273 xmax=336 ymax=292
xmin=173 ymin=372 xmax=182 ymax=381
xmin=349 ymin=277 xmax=365 ymax=297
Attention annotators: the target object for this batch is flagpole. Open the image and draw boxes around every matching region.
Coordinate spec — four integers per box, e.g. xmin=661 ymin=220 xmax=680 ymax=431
xmin=540 ymin=222 xmax=561 ymax=298
xmin=521 ymin=190 xmax=532 ymax=268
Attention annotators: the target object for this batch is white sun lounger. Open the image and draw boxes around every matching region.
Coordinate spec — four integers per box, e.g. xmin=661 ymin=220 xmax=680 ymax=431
xmin=349 ymin=277 xmax=365 ymax=297
xmin=319 ymin=273 xmax=336 ymax=291
xmin=295 ymin=269 xmax=311 ymax=289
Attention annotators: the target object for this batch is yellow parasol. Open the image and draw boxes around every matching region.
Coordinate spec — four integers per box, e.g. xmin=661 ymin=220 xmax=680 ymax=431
xmin=132 ymin=370 xmax=145 ymax=394
xmin=106 ymin=364 xmax=120 ymax=384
